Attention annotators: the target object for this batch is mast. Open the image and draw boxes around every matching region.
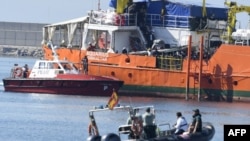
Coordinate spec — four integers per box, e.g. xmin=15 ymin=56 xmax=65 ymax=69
xmin=98 ymin=0 xmax=100 ymax=11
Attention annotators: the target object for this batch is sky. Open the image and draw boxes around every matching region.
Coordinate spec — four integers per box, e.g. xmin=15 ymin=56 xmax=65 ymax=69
xmin=0 ymin=0 xmax=250 ymax=28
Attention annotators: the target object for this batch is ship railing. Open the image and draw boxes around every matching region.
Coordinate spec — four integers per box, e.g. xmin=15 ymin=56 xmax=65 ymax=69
xmin=156 ymin=55 xmax=183 ymax=71
xmin=157 ymin=122 xmax=174 ymax=137
xmin=88 ymin=10 xmax=137 ymax=26
xmin=146 ymin=14 xmax=191 ymax=28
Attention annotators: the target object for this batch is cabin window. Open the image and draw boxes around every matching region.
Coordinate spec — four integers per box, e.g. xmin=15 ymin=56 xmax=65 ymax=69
xmin=51 ymin=62 xmax=60 ymax=69
xmin=48 ymin=63 xmax=53 ymax=69
xmin=86 ymin=30 xmax=111 ymax=52
xmin=61 ymin=63 xmax=72 ymax=70
xmin=39 ymin=62 xmax=46 ymax=69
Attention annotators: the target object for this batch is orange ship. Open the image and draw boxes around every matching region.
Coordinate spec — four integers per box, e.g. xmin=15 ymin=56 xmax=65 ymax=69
xmin=41 ymin=0 xmax=250 ymax=102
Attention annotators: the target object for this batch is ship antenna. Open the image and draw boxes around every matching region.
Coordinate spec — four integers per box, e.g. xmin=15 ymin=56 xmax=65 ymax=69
xmin=98 ymin=0 xmax=101 ymax=11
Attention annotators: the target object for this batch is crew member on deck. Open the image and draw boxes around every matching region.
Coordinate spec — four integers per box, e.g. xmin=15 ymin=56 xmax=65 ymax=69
xmin=142 ymin=107 xmax=156 ymax=139
xmin=82 ymin=56 xmax=88 ymax=74
xmin=22 ymin=64 xmax=29 ymax=78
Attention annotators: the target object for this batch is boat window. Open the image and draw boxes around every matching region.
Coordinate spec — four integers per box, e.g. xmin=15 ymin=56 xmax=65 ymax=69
xmin=48 ymin=63 xmax=53 ymax=69
xmin=86 ymin=30 xmax=110 ymax=52
xmin=51 ymin=62 xmax=60 ymax=69
xmin=61 ymin=63 xmax=72 ymax=70
xmin=72 ymin=64 xmax=79 ymax=71
xmin=39 ymin=62 xmax=46 ymax=69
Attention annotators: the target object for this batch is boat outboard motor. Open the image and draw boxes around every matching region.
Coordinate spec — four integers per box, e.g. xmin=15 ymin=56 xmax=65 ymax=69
xmin=87 ymin=135 xmax=101 ymax=141
xmin=101 ymin=133 xmax=121 ymax=141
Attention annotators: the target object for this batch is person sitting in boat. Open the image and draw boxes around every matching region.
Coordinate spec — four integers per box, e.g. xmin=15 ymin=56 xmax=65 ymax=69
xmin=183 ymin=109 xmax=202 ymax=135
xmin=173 ymin=112 xmax=188 ymax=135
xmin=188 ymin=109 xmax=202 ymax=133
xmin=142 ymin=107 xmax=156 ymax=139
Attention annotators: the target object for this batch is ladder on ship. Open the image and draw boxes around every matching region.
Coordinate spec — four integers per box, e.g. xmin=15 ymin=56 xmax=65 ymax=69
xmin=186 ymin=35 xmax=208 ymax=102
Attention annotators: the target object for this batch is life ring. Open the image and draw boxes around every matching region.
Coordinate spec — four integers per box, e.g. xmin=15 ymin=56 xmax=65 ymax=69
xmin=88 ymin=122 xmax=99 ymax=136
xmin=14 ymin=67 xmax=23 ymax=78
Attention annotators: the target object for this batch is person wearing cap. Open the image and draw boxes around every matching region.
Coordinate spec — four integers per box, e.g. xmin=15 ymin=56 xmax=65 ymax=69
xmin=187 ymin=109 xmax=202 ymax=134
xmin=174 ymin=112 xmax=188 ymax=135
xmin=142 ymin=107 xmax=156 ymax=139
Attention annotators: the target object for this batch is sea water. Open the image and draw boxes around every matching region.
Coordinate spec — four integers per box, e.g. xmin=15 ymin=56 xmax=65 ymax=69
xmin=0 ymin=56 xmax=250 ymax=141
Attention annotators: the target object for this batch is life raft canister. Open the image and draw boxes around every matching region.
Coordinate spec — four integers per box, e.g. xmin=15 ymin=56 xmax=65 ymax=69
xmin=114 ymin=14 xmax=125 ymax=26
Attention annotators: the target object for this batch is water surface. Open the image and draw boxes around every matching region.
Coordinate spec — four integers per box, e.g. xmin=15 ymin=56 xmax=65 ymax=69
xmin=1 ymin=56 xmax=250 ymax=141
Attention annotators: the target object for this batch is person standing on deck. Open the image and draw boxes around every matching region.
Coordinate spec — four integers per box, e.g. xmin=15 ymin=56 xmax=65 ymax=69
xmin=142 ymin=107 xmax=156 ymax=139
xmin=82 ymin=56 xmax=88 ymax=74
xmin=22 ymin=64 xmax=29 ymax=78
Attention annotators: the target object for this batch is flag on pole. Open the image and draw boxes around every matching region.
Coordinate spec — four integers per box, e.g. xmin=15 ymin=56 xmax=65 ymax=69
xmin=107 ymin=89 xmax=119 ymax=110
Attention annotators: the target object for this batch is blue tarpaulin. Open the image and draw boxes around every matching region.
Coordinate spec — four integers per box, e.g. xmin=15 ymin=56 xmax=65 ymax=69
xmin=146 ymin=1 xmax=227 ymax=28
xmin=147 ymin=1 xmax=227 ymax=19
xmin=165 ymin=2 xmax=227 ymax=19
xmin=109 ymin=0 xmax=117 ymax=8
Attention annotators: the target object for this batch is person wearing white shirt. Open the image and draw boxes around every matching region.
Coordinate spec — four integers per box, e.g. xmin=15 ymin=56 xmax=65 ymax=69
xmin=174 ymin=112 xmax=188 ymax=135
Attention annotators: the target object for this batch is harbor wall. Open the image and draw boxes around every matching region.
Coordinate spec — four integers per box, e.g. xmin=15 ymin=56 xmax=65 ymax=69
xmin=0 ymin=21 xmax=47 ymax=58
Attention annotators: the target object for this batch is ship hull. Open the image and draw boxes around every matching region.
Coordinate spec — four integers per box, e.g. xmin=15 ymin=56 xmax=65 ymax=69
xmin=42 ymin=44 xmax=250 ymax=102
xmin=3 ymin=75 xmax=124 ymax=96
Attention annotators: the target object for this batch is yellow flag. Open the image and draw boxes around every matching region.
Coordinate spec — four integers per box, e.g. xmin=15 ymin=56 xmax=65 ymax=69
xmin=107 ymin=90 xmax=119 ymax=110
xmin=116 ymin=0 xmax=129 ymax=14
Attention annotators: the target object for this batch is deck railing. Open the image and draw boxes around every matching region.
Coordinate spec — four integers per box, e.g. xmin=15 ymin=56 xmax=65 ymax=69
xmin=88 ymin=10 xmax=191 ymax=29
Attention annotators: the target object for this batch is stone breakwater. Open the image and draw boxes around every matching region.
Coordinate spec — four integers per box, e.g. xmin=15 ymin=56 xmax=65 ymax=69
xmin=0 ymin=45 xmax=43 ymax=58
